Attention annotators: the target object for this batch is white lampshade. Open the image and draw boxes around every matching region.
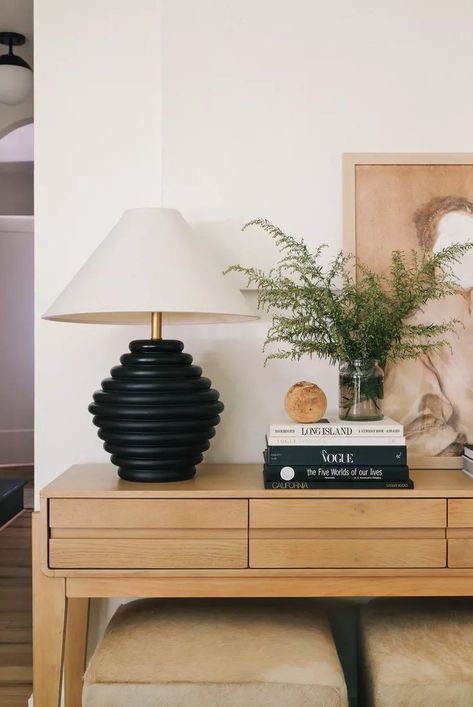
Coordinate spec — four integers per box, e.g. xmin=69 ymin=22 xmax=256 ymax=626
xmin=43 ymin=208 xmax=258 ymax=325
xmin=0 ymin=64 xmax=33 ymax=105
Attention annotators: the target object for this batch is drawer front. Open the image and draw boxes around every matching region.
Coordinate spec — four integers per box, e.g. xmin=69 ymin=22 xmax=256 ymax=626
xmin=49 ymin=538 xmax=248 ymax=569
xmin=448 ymin=539 xmax=473 ymax=568
xmin=49 ymin=498 xmax=248 ymax=569
xmin=250 ymin=538 xmax=446 ymax=569
xmin=50 ymin=499 xmax=247 ymax=529
xmin=447 ymin=501 xmax=473 ymax=567
xmin=448 ymin=500 xmax=473 ymax=528
xmin=250 ymin=499 xmax=446 ymax=529
xmin=250 ymin=498 xmax=446 ymax=569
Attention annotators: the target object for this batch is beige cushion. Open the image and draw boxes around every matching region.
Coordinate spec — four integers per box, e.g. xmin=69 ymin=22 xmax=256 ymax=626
xmin=361 ymin=598 xmax=473 ymax=707
xmin=83 ymin=598 xmax=348 ymax=707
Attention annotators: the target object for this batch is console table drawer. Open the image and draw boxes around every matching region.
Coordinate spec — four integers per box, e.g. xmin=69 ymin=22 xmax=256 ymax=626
xmin=250 ymin=499 xmax=446 ymax=529
xmin=448 ymin=539 xmax=473 ymax=568
xmin=249 ymin=498 xmax=446 ymax=569
xmin=49 ymin=538 xmax=248 ymax=569
xmin=49 ymin=499 xmax=247 ymax=529
xmin=48 ymin=499 xmax=249 ymax=569
xmin=447 ymin=501 xmax=473 ymax=567
xmin=448 ymin=500 xmax=473 ymax=528
xmin=250 ymin=538 xmax=446 ymax=569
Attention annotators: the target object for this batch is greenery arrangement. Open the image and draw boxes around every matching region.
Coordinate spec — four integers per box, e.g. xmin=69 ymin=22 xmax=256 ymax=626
xmin=225 ymin=218 xmax=473 ymax=370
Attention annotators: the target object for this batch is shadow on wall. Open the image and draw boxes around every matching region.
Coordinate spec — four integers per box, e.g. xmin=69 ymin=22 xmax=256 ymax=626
xmin=192 ymin=218 xmax=279 ymax=291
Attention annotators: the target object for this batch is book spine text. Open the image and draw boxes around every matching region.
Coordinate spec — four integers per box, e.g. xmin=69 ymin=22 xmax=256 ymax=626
xmin=266 ymin=446 xmax=407 ymax=466
xmin=265 ymin=480 xmax=414 ymax=489
xmin=264 ymin=465 xmax=409 ymax=482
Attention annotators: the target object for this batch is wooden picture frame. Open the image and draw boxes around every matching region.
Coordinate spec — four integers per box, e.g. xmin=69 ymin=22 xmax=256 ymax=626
xmin=343 ymin=153 xmax=473 ymax=469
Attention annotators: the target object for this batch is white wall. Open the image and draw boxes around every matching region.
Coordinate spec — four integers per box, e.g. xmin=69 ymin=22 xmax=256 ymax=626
xmin=34 ymin=0 xmax=162 ymax=499
xmin=34 ymin=2 xmax=163 ymax=674
xmin=160 ymin=0 xmax=473 ymax=462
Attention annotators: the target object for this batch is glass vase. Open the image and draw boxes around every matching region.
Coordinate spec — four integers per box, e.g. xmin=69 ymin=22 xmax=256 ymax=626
xmin=339 ymin=359 xmax=384 ymax=421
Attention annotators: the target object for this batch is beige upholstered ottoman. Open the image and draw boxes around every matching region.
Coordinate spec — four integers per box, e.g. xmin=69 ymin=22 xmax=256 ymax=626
xmin=83 ymin=599 xmax=348 ymax=707
xmin=360 ymin=598 xmax=473 ymax=707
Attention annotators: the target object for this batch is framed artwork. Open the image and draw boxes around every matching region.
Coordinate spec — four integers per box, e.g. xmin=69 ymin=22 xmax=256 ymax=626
xmin=343 ymin=153 xmax=473 ymax=469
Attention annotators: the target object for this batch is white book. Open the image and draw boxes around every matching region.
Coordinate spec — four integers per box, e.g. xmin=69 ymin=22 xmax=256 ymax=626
xmin=267 ymin=436 xmax=406 ymax=447
xmin=269 ymin=416 xmax=403 ymax=438
xmin=463 ymin=455 xmax=473 ymax=477
xmin=464 ymin=446 xmax=473 ymax=461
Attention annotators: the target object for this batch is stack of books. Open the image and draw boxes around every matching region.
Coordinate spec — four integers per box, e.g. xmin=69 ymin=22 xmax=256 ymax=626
xmin=263 ymin=416 xmax=413 ymax=489
xmin=463 ymin=446 xmax=473 ymax=479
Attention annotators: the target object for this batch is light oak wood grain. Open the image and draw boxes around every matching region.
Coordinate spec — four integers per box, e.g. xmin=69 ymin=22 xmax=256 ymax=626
xmin=250 ymin=528 xmax=445 ymax=539
xmin=51 ymin=527 xmax=247 ymax=539
xmin=32 ymin=514 xmax=66 ymax=707
xmin=447 ymin=528 xmax=473 ymax=538
xmin=39 ymin=464 xmax=473 ymax=498
xmin=448 ymin=539 xmax=473 ymax=567
xmin=65 ymin=574 xmax=473 ymax=598
xmin=250 ymin=539 xmax=446 ymax=569
xmin=42 ymin=567 xmax=473 ymax=579
xmin=64 ymin=599 xmax=89 ymax=707
xmin=250 ymin=499 xmax=446 ymax=529
xmin=31 ymin=464 xmax=473 ymax=707
xmin=50 ymin=498 xmax=248 ymax=529
xmin=448 ymin=499 xmax=473 ymax=527
xmin=49 ymin=538 xmax=249 ymax=569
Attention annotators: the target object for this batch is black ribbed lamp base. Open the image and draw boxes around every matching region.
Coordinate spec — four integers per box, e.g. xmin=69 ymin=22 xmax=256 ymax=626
xmin=88 ymin=339 xmax=223 ymax=482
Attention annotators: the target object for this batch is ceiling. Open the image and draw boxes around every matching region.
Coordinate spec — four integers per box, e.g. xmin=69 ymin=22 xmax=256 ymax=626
xmin=0 ymin=0 xmax=33 ymax=66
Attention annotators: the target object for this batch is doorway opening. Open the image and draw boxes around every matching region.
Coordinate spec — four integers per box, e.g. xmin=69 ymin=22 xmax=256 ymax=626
xmin=0 ymin=119 xmax=34 ymax=705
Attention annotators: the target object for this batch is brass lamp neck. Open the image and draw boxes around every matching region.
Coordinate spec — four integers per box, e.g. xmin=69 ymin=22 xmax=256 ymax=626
xmin=151 ymin=312 xmax=162 ymax=340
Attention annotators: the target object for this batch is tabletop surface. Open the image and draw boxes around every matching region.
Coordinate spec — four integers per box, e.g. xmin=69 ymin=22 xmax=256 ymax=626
xmin=40 ymin=463 xmax=473 ymax=499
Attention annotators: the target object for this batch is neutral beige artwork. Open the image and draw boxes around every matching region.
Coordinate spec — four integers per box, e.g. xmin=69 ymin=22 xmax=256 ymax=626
xmin=344 ymin=155 xmax=473 ymax=467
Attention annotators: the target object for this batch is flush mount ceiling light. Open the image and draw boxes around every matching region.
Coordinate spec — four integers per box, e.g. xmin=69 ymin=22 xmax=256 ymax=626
xmin=0 ymin=32 xmax=33 ymax=105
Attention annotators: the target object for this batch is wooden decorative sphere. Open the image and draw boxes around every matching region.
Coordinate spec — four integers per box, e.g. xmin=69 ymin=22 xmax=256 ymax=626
xmin=284 ymin=381 xmax=327 ymax=423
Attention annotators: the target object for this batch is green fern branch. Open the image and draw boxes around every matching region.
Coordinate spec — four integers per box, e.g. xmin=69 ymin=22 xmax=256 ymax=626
xmin=225 ymin=219 xmax=473 ymax=367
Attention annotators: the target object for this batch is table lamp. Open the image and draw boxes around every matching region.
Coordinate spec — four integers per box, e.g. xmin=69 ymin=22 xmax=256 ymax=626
xmin=43 ymin=208 xmax=257 ymax=482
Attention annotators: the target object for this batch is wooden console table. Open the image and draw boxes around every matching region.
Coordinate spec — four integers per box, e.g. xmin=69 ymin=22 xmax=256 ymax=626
xmin=33 ymin=463 xmax=473 ymax=707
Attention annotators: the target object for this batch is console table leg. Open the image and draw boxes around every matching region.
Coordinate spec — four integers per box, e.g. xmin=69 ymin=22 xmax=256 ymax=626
xmin=32 ymin=513 xmax=66 ymax=707
xmin=64 ymin=598 xmax=90 ymax=707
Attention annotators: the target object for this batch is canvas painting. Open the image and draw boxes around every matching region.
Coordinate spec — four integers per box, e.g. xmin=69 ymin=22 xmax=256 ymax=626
xmin=344 ymin=154 xmax=473 ymax=468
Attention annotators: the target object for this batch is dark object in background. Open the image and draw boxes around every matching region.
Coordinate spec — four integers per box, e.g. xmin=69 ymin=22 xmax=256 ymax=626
xmin=0 ymin=479 xmax=27 ymax=527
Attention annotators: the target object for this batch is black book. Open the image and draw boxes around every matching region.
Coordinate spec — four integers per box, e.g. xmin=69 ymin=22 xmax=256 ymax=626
xmin=264 ymin=464 xmax=410 ymax=482
xmin=265 ymin=445 xmax=406 ymax=466
xmin=264 ymin=479 xmax=414 ymax=490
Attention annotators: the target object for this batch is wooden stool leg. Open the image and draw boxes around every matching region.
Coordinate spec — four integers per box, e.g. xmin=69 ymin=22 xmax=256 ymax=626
xmin=64 ymin=598 xmax=90 ymax=707
xmin=32 ymin=513 xmax=66 ymax=707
